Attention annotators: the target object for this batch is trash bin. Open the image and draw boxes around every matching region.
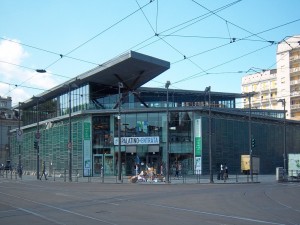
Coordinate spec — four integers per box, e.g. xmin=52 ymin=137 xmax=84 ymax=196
xmin=276 ymin=167 xmax=284 ymax=182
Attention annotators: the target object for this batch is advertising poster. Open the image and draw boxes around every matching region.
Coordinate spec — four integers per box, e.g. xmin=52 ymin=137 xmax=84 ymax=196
xmin=288 ymin=154 xmax=300 ymax=176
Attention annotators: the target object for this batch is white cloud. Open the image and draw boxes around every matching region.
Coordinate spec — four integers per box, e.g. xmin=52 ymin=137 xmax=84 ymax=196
xmin=0 ymin=38 xmax=60 ymax=105
xmin=0 ymin=39 xmax=28 ymax=77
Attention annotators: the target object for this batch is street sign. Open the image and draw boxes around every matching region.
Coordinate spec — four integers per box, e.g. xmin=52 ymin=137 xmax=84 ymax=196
xmin=16 ymin=129 xmax=23 ymax=142
xmin=68 ymin=142 xmax=72 ymax=150
xmin=35 ymin=132 xmax=41 ymax=141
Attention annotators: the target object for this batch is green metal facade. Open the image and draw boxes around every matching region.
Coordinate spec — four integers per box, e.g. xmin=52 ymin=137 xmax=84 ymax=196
xmin=9 ymin=108 xmax=300 ymax=176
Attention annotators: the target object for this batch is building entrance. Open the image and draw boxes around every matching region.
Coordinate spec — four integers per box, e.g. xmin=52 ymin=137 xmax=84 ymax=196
xmin=93 ymin=154 xmax=114 ymax=176
xmin=146 ymin=154 xmax=161 ymax=174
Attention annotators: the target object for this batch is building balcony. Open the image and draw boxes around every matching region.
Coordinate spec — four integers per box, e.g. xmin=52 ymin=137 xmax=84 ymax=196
xmin=260 ymin=88 xmax=270 ymax=93
xmin=290 ymin=55 xmax=300 ymax=62
xmin=291 ymin=104 xmax=300 ymax=110
xmin=291 ymin=91 xmax=300 ymax=97
xmin=260 ymin=97 xmax=269 ymax=103
xmin=270 ymin=97 xmax=278 ymax=102
xmin=290 ymin=79 xmax=300 ymax=85
xmin=290 ymin=67 xmax=300 ymax=74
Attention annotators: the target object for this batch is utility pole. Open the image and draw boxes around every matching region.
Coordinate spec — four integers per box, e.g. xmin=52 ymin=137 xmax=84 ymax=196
xmin=36 ymin=99 xmax=40 ymax=180
xmin=247 ymin=92 xmax=255 ymax=182
xmin=68 ymin=84 xmax=72 ymax=182
xmin=117 ymin=82 xmax=123 ymax=182
xmin=165 ymin=81 xmax=171 ymax=183
xmin=18 ymin=102 xmax=21 ymax=170
xmin=205 ymin=86 xmax=213 ymax=183
xmin=278 ymin=99 xmax=287 ymax=175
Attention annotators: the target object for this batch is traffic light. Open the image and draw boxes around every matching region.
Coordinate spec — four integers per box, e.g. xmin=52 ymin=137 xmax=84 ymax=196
xmin=251 ymin=138 xmax=256 ymax=148
xmin=34 ymin=141 xmax=39 ymax=150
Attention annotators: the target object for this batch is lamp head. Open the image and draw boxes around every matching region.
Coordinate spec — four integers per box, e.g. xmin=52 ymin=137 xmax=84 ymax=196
xmin=165 ymin=81 xmax=171 ymax=89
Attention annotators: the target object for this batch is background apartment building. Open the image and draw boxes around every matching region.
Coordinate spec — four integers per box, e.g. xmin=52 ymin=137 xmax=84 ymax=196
xmin=242 ymin=35 xmax=300 ymax=120
xmin=0 ymin=96 xmax=19 ymax=164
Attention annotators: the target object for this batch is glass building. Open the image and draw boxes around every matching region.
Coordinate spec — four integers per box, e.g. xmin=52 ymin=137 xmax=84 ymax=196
xmin=9 ymin=51 xmax=300 ymax=177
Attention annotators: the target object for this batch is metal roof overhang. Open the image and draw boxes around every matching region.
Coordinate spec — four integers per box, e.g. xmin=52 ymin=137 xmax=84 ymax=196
xmin=19 ymin=51 xmax=170 ymax=109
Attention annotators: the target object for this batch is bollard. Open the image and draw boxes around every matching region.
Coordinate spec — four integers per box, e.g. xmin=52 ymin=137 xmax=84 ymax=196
xmin=54 ymin=169 xmax=56 ymax=181
xmin=101 ymin=167 xmax=104 ymax=183
xmin=64 ymin=169 xmax=66 ymax=182
xmin=236 ymin=173 xmax=238 ymax=183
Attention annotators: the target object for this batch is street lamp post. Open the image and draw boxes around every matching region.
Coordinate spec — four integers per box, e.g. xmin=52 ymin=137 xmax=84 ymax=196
xmin=205 ymin=86 xmax=213 ymax=183
xmin=36 ymin=99 xmax=40 ymax=180
xmin=68 ymin=84 xmax=72 ymax=182
xmin=165 ymin=81 xmax=171 ymax=183
xmin=18 ymin=102 xmax=22 ymax=172
xmin=34 ymin=69 xmax=46 ymax=180
xmin=117 ymin=82 xmax=123 ymax=182
xmin=64 ymin=81 xmax=79 ymax=182
xmin=247 ymin=92 xmax=256 ymax=182
xmin=278 ymin=99 xmax=287 ymax=174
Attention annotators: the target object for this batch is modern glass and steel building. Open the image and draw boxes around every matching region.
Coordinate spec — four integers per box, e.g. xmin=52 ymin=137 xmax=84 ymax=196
xmin=9 ymin=51 xmax=300 ymax=177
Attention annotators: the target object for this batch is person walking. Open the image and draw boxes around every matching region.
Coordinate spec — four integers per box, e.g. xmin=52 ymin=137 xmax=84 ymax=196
xmin=175 ymin=163 xmax=179 ymax=179
xmin=40 ymin=161 xmax=48 ymax=180
xmin=223 ymin=164 xmax=228 ymax=182
xmin=220 ymin=164 xmax=224 ymax=180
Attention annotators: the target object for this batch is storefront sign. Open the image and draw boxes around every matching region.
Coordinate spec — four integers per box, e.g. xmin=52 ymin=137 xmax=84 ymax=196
xmin=114 ymin=136 xmax=159 ymax=145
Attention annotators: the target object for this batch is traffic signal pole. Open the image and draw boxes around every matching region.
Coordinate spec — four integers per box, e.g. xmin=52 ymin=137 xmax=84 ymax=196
xmin=248 ymin=94 xmax=253 ymax=182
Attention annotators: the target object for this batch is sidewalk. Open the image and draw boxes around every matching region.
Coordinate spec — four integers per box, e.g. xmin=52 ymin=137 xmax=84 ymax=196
xmin=1 ymin=171 xmax=277 ymax=184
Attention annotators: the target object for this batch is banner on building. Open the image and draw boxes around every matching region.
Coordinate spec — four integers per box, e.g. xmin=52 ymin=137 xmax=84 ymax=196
xmin=194 ymin=118 xmax=202 ymax=174
xmin=83 ymin=122 xmax=91 ymax=176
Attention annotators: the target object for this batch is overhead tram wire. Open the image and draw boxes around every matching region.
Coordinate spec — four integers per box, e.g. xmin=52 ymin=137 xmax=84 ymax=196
xmin=191 ymin=0 xmax=270 ymax=43
xmin=136 ymin=0 xmax=156 ymax=34
xmin=129 ymin=1 xmax=239 ymax=73
xmin=1 ymin=60 xmax=71 ymax=97
xmin=119 ymin=0 xmax=241 ymax=56
xmin=43 ymin=0 xmax=154 ymax=70
xmin=158 ymin=34 xmax=276 ymax=44
xmin=136 ymin=0 xmax=207 ymax=73
xmin=171 ymin=18 xmax=300 ymax=65
xmin=155 ymin=0 xmax=159 ymax=34
xmin=0 ymin=81 xmax=46 ymax=91
xmin=0 ymin=0 xmax=245 ymax=75
xmin=0 ymin=60 xmax=70 ymax=79
xmin=0 ymin=37 xmax=101 ymax=67
xmin=226 ymin=21 xmax=232 ymax=42
xmin=158 ymin=0 xmax=241 ymax=36
xmin=173 ymin=42 xmax=274 ymax=85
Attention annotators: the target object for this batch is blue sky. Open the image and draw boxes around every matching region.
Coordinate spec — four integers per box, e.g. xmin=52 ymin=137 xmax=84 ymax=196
xmin=0 ymin=0 xmax=299 ymax=106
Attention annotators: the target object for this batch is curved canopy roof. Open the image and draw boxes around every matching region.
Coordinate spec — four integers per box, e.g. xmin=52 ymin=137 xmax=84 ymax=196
xmin=20 ymin=51 xmax=170 ymax=109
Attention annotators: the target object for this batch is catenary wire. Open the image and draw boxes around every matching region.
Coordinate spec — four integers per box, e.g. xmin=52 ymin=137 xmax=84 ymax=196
xmin=43 ymin=0 xmax=154 ymax=70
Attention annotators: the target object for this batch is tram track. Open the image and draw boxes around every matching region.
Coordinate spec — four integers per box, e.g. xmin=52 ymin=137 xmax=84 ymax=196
xmin=0 ymin=190 xmax=119 ymax=225
xmin=0 ymin=180 xmax=299 ymax=225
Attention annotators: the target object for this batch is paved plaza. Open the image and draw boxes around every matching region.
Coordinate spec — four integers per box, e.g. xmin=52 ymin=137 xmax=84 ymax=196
xmin=0 ymin=174 xmax=299 ymax=225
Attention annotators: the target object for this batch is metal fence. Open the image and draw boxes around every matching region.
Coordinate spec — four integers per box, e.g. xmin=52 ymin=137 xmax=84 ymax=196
xmin=1 ymin=167 xmax=262 ymax=184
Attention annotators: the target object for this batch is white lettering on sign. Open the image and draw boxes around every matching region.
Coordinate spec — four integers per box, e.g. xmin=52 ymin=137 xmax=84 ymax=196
xmin=114 ymin=136 xmax=160 ymax=145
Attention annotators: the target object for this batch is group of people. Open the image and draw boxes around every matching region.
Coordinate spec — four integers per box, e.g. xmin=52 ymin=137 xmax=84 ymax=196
xmin=219 ymin=163 xmax=229 ymax=181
